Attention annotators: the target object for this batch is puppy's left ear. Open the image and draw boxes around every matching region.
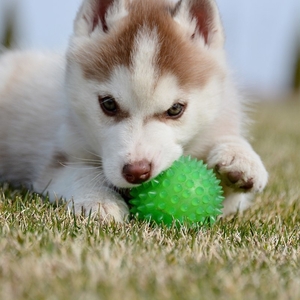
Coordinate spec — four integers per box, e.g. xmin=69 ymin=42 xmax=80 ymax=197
xmin=73 ymin=0 xmax=127 ymax=36
xmin=173 ymin=0 xmax=225 ymax=49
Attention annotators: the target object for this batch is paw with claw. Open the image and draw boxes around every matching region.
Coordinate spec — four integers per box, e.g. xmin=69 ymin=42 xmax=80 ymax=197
xmin=207 ymin=141 xmax=268 ymax=193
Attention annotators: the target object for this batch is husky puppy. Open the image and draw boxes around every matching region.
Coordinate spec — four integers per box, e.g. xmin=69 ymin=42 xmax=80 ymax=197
xmin=0 ymin=0 xmax=268 ymax=222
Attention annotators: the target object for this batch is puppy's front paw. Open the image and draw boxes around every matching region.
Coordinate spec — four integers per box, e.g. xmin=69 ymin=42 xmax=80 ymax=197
xmin=207 ymin=141 xmax=268 ymax=193
xmin=72 ymin=193 xmax=129 ymax=223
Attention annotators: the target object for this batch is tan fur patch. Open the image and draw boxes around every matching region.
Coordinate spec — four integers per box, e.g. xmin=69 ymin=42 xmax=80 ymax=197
xmin=50 ymin=152 xmax=68 ymax=169
xmin=71 ymin=0 xmax=220 ymax=89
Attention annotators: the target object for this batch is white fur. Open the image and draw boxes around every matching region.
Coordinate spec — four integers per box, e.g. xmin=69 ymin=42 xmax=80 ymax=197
xmin=0 ymin=0 xmax=268 ymax=222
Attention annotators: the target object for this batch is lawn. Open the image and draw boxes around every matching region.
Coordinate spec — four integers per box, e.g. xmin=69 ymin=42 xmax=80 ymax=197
xmin=0 ymin=99 xmax=299 ymax=300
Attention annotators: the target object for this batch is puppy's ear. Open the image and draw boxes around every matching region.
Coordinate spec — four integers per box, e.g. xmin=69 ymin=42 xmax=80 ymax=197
xmin=173 ymin=0 xmax=224 ymax=48
xmin=73 ymin=0 xmax=127 ymax=35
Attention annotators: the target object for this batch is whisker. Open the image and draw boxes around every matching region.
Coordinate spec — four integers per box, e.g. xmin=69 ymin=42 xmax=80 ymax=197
xmin=60 ymin=161 xmax=101 ymax=167
xmin=67 ymin=156 xmax=102 ymax=164
xmin=82 ymin=148 xmax=102 ymax=159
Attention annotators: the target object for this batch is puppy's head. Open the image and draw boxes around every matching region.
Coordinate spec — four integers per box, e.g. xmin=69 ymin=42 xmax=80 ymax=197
xmin=66 ymin=0 xmax=226 ymax=188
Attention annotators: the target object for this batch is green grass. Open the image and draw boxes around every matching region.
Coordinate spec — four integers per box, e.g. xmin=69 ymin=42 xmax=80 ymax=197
xmin=1 ymin=100 xmax=300 ymax=300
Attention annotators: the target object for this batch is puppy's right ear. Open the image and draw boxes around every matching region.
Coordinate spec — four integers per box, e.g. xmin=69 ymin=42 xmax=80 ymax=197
xmin=173 ymin=0 xmax=224 ymax=49
xmin=73 ymin=0 xmax=127 ymax=36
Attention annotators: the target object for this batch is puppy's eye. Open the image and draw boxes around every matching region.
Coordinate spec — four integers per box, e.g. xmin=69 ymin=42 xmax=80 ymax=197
xmin=166 ymin=103 xmax=185 ymax=119
xmin=99 ymin=95 xmax=118 ymax=116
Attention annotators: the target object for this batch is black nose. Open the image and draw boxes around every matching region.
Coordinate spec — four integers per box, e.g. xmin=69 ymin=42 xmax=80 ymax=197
xmin=122 ymin=160 xmax=151 ymax=184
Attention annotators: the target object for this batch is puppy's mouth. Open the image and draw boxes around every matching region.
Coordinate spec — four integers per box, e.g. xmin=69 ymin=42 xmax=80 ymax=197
xmin=118 ymin=188 xmax=133 ymax=205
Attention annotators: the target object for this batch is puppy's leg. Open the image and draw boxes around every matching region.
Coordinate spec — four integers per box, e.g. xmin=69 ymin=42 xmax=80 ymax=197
xmin=207 ymin=136 xmax=268 ymax=215
xmin=35 ymin=166 xmax=129 ymax=222
xmin=219 ymin=187 xmax=254 ymax=216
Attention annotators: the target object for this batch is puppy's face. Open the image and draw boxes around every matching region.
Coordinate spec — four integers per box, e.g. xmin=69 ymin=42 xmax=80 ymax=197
xmin=65 ymin=0 xmax=225 ymax=188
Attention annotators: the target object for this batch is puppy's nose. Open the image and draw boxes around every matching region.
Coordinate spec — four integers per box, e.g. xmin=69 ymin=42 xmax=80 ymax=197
xmin=122 ymin=160 xmax=151 ymax=184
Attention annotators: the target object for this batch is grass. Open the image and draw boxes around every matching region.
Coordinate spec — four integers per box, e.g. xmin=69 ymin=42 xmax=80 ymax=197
xmin=1 ymin=99 xmax=300 ymax=300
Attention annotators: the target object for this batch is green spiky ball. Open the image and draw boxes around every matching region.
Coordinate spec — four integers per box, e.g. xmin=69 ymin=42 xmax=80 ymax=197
xmin=130 ymin=156 xmax=224 ymax=227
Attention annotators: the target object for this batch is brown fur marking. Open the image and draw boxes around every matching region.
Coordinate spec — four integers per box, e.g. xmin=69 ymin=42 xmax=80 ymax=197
xmin=51 ymin=152 xmax=68 ymax=169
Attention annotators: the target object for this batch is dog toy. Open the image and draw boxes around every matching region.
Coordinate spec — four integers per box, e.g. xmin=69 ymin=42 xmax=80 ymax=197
xmin=129 ymin=156 xmax=224 ymax=227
